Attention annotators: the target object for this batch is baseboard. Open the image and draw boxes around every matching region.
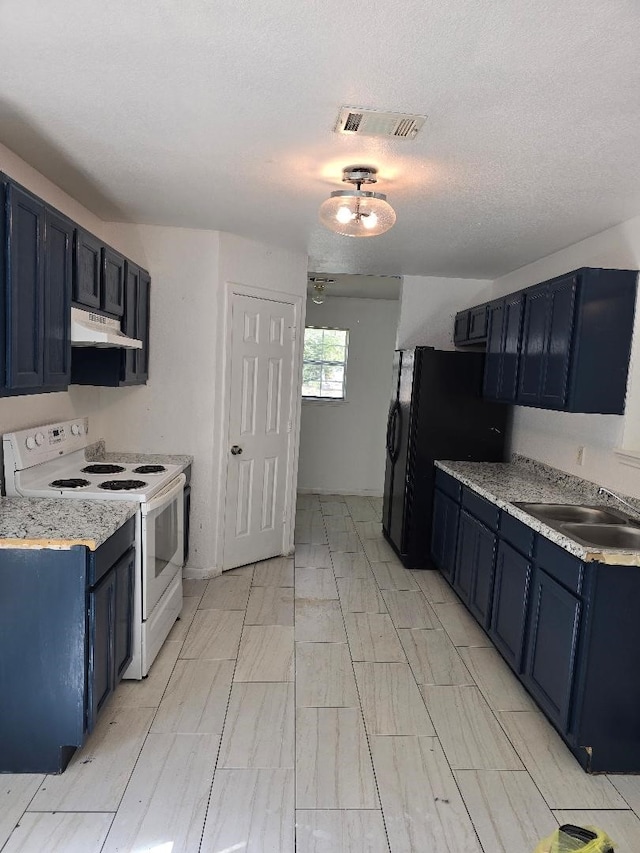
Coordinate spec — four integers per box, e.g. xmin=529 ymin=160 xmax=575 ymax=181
xmin=297 ymin=487 xmax=383 ymax=497
xmin=183 ymin=565 xmax=222 ymax=581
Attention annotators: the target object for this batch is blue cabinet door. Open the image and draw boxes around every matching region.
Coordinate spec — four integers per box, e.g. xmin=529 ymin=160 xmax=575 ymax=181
xmin=136 ymin=270 xmax=150 ymax=382
xmin=121 ymin=261 xmax=139 ymax=384
xmin=500 ymin=292 xmax=524 ymax=402
xmin=87 ymin=569 xmax=116 ymax=732
xmin=517 ymin=286 xmax=548 ymax=405
xmin=483 ymin=301 xmax=504 ymax=399
xmin=43 ymin=210 xmax=72 ymax=390
xmin=454 ymin=510 xmax=477 ymax=603
xmin=431 ymin=489 xmax=459 ymax=581
xmin=114 ymin=548 xmax=135 ymax=682
xmin=490 ymin=540 xmax=532 ymax=672
xmin=73 ymin=229 xmax=102 ymax=309
xmin=6 ymin=184 xmax=45 ymax=390
xmin=468 ymin=523 xmax=497 ymax=628
xmin=524 ymin=568 xmax=581 ymax=732
xmin=539 ymin=275 xmax=576 ymax=409
xmin=101 ymin=247 xmax=125 ymax=317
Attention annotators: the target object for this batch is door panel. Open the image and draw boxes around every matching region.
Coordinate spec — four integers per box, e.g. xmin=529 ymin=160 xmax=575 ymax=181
xmin=524 ymin=569 xmax=581 ymax=731
xmin=454 ymin=510 xmax=476 ymax=603
xmin=43 ymin=210 xmax=72 ymax=390
xmin=500 ymin=293 xmax=524 ymax=402
xmin=101 ymin=248 xmax=125 ymax=316
xmin=73 ymin=229 xmax=102 ymax=309
xmin=469 ymin=524 xmax=497 ymax=628
xmin=223 ymin=294 xmax=295 ymax=569
xmin=540 ymin=276 xmax=576 ymax=408
xmin=114 ymin=549 xmax=135 ymax=682
xmin=490 ymin=541 xmax=531 ymax=671
xmin=483 ymin=301 xmax=504 ymax=399
xmin=7 ymin=184 xmax=45 ymax=389
xmin=122 ymin=262 xmax=139 ymax=383
xmin=517 ymin=287 xmax=548 ymax=405
xmin=88 ymin=571 xmax=115 ymax=732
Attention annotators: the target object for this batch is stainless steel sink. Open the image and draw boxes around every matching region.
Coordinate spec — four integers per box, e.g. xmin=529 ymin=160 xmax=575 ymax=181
xmin=561 ymin=524 xmax=640 ymax=549
xmin=517 ymin=503 xmax=623 ymax=524
xmin=514 ymin=502 xmax=640 ymax=551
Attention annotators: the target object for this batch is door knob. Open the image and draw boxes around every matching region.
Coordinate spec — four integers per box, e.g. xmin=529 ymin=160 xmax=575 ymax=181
xmin=231 ymin=445 xmax=243 ymax=455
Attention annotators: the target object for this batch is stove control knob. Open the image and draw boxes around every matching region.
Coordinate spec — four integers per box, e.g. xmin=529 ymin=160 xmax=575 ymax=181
xmin=35 ymin=432 xmax=45 ymax=446
xmin=71 ymin=424 xmax=80 ymax=436
xmin=25 ymin=436 xmax=36 ymax=450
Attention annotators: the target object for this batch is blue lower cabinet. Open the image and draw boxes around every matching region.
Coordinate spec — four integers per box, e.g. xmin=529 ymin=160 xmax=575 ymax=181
xmin=431 ymin=489 xmax=459 ymax=581
xmin=523 ymin=568 xmax=581 ymax=732
xmin=454 ymin=509 xmax=496 ymax=627
xmin=0 ymin=521 xmax=135 ymax=773
xmin=88 ymin=569 xmax=116 ymax=731
xmin=490 ymin=540 xmax=532 ymax=672
xmin=468 ymin=524 xmax=497 ymax=628
xmin=453 ymin=510 xmax=477 ymax=603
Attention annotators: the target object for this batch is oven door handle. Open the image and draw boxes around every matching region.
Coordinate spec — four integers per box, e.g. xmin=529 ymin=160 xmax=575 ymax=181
xmin=141 ymin=473 xmax=186 ymax=515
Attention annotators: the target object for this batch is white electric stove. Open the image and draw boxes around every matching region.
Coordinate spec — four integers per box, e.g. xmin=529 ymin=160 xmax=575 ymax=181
xmin=2 ymin=417 xmax=185 ymax=679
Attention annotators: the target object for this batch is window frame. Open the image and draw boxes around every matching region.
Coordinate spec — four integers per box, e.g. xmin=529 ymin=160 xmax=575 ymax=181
xmin=301 ymin=325 xmax=349 ymax=401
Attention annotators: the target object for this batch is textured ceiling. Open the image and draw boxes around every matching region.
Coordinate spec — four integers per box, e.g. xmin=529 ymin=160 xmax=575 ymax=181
xmin=1 ymin=0 xmax=639 ymax=278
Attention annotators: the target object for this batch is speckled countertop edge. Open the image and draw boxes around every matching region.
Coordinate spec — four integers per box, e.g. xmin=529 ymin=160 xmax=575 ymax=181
xmin=0 ymin=498 xmax=138 ymax=551
xmin=85 ymin=440 xmax=193 ymax=470
xmin=435 ymin=458 xmax=640 ymax=565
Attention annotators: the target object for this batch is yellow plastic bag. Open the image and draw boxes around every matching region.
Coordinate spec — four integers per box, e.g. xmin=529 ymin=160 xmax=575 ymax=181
xmin=534 ymin=825 xmax=615 ymax=853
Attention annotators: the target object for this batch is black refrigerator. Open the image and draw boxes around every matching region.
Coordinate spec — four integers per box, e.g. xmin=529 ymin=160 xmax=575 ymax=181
xmin=382 ymin=347 xmax=509 ymax=569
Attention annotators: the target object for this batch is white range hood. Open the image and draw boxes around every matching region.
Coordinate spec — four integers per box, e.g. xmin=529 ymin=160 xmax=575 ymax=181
xmin=70 ymin=307 xmax=142 ymax=349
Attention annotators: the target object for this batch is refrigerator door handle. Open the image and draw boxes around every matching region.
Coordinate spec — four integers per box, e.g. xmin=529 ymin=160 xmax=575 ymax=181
xmin=386 ymin=404 xmax=398 ymax=455
xmin=391 ymin=405 xmax=402 ymax=462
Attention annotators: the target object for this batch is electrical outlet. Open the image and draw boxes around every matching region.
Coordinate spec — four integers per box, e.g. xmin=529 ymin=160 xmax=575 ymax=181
xmin=576 ymin=445 xmax=586 ymax=466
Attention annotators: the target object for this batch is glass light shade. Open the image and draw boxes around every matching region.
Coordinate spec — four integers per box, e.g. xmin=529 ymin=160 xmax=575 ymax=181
xmin=319 ymin=190 xmax=396 ymax=237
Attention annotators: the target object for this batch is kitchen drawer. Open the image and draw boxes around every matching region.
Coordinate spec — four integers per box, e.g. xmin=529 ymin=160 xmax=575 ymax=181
xmin=535 ymin=535 xmax=584 ymax=595
xmin=462 ymin=487 xmax=500 ymax=530
xmin=435 ymin=468 xmax=462 ymax=502
xmin=500 ymin=511 xmax=535 ymax=557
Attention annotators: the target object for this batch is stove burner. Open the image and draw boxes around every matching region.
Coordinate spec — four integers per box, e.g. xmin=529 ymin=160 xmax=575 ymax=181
xmin=133 ymin=465 xmax=166 ymax=474
xmin=50 ymin=478 xmax=91 ymax=489
xmin=99 ymin=479 xmax=147 ymax=491
xmin=81 ymin=464 xmax=126 ymax=475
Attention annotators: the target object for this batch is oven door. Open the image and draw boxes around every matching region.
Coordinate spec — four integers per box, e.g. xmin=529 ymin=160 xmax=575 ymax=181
xmin=141 ymin=474 xmax=185 ymax=619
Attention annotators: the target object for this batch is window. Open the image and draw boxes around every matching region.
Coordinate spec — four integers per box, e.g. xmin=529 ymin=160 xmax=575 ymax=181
xmin=302 ymin=327 xmax=349 ymax=399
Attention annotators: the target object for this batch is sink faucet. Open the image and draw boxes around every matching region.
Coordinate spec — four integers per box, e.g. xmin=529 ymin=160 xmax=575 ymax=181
xmin=598 ymin=486 xmax=638 ymax=514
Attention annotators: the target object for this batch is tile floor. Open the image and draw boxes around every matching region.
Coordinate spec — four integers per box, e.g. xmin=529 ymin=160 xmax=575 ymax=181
xmin=3 ymin=492 xmax=640 ymax=851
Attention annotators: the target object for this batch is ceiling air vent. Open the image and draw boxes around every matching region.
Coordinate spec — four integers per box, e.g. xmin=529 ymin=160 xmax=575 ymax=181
xmin=334 ymin=107 xmax=426 ymax=140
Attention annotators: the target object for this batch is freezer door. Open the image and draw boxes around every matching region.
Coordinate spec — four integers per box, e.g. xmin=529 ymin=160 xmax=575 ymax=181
xmin=387 ymin=350 xmax=415 ymax=551
xmin=382 ymin=350 xmax=403 ymax=533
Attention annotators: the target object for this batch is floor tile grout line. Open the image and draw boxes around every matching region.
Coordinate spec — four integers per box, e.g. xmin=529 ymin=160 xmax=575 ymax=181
xmin=197 ymin=563 xmax=255 ymax=853
xmin=95 ymin=588 xmax=207 ymax=852
xmin=355 ymin=522 xmax=495 ymax=853
xmin=330 ymin=499 xmax=392 ymax=853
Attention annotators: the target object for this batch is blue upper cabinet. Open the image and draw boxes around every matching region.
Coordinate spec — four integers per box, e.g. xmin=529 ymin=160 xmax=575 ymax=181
xmin=101 ymin=247 xmax=125 ymax=317
xmin=1 ymin=177 xmax=72 ymax=396
xmin=43 ymin=209 xmax=73 ymax=390
xmin=477 ymin=268 xmax=637 ymax=413
xmin=73 ymin=228 xmax=101 ymax=309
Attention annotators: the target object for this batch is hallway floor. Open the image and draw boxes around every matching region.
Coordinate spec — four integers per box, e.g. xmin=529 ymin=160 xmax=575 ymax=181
xmin=4 ymin=492 xmax=640 ymax=852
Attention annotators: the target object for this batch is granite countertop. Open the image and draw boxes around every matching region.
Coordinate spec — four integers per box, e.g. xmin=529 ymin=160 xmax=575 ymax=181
xmin=435 ymin=457 xmax=640 ymax=565
xmin=0 ymin=498 xmax=138 ymax=551
xmin=85 ymin=441 xmax=192 ymax=471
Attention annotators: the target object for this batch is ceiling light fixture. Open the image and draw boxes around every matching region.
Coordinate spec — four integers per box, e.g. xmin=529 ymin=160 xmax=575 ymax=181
xmin=308 ymin=276 xmax=334 ymax=304
xmin=319 ymin=166 xmax=396 ymax=238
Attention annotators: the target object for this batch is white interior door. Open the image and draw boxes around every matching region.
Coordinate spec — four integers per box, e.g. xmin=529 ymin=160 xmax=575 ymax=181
xmin=223 ymin=293 xmax=296 ymax=570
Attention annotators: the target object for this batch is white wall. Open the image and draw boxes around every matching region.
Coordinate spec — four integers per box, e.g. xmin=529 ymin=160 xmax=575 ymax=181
xmin=297 ymin=297 xmax=399 ymax=496
xmin=396 ymin=276 xmax=492 ymax=349
xmin=99 ymin=228 xmax=308 ymax=574
xmin=490 ymin=215 xmax=640 ymax=497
